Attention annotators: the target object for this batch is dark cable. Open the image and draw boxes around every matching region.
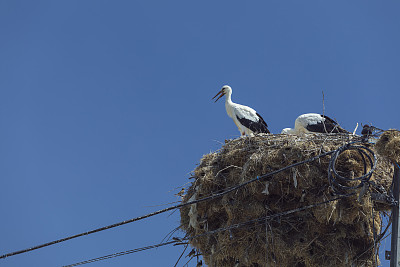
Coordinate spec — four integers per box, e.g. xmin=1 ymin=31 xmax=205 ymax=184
xmin=0 ymin=149 xmax=336 ymax=260
xmin=63 ymin=194 xmax=353 ymax=266
xmin=64 ymin=240 xmax=177 ymax=266
xmin=2 ymin=138 xmax=385 ymax=261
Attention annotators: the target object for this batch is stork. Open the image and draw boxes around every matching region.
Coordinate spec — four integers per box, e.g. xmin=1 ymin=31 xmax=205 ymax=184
xmin=212 ymin=85 xmax=270 ymax=136
xmin=281 ymin=113 xmax=350 ymax=135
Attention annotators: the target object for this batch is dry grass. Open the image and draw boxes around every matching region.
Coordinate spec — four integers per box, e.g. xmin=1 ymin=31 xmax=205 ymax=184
xmin=180 ymin=133 xmax=393 ymax=267
xmin=376 ymin=130 xmax=400 ymax=163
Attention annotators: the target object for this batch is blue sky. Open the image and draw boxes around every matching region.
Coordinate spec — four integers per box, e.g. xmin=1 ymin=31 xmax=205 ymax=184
xmin=1 ymin=1 xmax=399 ymax=266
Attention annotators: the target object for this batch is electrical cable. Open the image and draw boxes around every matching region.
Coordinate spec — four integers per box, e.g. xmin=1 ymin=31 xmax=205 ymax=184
xmin=64 ymin=240 xmax=177 ymax=267
xmin=63 ymin=193 xmax=354 ymax=266
xmin=0 ymin=148 xmax=337 ymax=260
xmin=1 ymin=139 xmax=388 ymax=263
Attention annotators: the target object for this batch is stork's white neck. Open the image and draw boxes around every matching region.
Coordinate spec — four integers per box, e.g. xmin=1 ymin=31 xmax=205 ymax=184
xmin=224 ymin=90 xmax=233 ymax=104
xmin=223 ymin=90 xmax=234 ymax=119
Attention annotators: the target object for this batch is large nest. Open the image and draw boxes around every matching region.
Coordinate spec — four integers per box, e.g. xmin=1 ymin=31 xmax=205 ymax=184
xmin=180 ymin=134 xmax=393 ymax=267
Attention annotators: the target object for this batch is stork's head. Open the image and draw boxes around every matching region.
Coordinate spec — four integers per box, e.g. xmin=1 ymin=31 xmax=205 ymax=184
xmin=212 ymin=85 xmax=232 ymax=102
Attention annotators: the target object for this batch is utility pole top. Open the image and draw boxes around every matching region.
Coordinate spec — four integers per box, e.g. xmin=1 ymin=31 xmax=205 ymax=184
xmin=390 ymin=163 xmax=400 ymax=267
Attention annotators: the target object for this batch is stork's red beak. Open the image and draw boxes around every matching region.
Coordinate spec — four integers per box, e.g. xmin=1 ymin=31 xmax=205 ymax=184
xmin=212 ymin=90 xmax=225 ymax=102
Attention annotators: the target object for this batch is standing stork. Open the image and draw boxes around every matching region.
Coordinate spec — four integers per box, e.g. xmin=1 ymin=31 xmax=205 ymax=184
xmin=212 ymin=85 xmax=270 ymax=136
xmin=281 ymin=113 xmax=350 ymax=135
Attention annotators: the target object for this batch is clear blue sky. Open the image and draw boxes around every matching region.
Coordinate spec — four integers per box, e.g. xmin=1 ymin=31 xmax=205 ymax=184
xmin=1 ymin=1 xmax=399 ymax=266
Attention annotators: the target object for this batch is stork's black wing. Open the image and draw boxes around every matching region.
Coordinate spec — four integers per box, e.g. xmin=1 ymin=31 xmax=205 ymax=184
xmin=256 ymin=113 xmax=270 ymax=133
xmin=306 ymin=115 xmax=349 ymax=133
xmin=236 ymin=112 xmax=270 ymax=134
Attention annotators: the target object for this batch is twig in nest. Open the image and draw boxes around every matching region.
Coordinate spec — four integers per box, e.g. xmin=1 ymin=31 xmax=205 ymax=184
xmin=174 ymin=243 xmax=189 ymax=267
xmin=212 ymin=139 xmax=225 ymax=146
xmin=301 ymin=236 xmax=319 ymax=251
xmin=321 ymin=91 xmax=329 ymax=133
xmin=352 ymin=123 xmax=359 ymax=135
xmin=215 ymin=165 xmax=242 ymax=178
xmin=161 ymin=226 xmax=182 ymax=243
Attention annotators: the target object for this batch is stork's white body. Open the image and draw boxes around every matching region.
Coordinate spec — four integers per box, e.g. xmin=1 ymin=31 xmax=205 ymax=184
xmin=294 ymin=113 xmax=327 ymax=134
xmin=225 ymin=99 xmax=257 ymax=136
xmin=213 ymin=85 xmax=270 ymax=136
xmin=281 ymin=113 xmax=349 ymax=135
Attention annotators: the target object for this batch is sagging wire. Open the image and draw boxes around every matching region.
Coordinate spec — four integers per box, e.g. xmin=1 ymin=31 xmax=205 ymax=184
xmin=63 ymin=193 xmax=354 ymax=267
xmin=63 ymin=240 xmax=177 ymax=267
xmin=1 ymin=138 xmax=388 ymax=262
xmin=0 ymin=147 xmax=337 ymax=260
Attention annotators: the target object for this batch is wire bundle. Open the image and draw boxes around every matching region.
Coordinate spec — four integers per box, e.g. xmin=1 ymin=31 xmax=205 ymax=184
xmin=328 ymin=141 xmax=377 ymax=195
xmin=1 ymin=137 xmax=391 ymax=267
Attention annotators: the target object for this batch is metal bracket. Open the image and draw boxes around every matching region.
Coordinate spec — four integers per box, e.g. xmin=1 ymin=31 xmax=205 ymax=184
xmin=371 ymin=193 xmax=396 ymax=206
xmin=390 ymin=164 xmax=400 ymax=267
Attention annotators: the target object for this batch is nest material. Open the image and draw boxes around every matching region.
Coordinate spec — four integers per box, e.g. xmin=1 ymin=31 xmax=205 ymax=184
xmin=375 ymin=130 xmax=400 ymax=163
xmin=180 ymin=134 xmax=393 ymax=267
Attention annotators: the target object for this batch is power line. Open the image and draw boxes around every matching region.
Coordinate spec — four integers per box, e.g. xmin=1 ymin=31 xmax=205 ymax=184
xmin=63 ymin=240 xmax=177 ymax=267
xmin=1 ymin=139 xmax=386 ymax=261
xmin=0 ymin=147 xmax=337 ymax=260
xmin=63 ymin=193 xmax=354 ymax=266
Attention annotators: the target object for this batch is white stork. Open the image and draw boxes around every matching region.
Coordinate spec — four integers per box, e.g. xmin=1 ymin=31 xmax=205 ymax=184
xmin=212 ymin=85 xmax=270 ymax=136
xmin=281 ymin=113 xmax=350 ymax=135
